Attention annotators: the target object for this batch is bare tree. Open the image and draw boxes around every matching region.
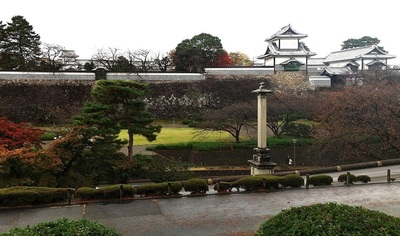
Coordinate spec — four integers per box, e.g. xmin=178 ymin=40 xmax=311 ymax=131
xmin=127 ymin=49 xmax=153 ymax=72
xmin=40 ymin=43 xmax=65 ymax=71
xmin=91 ymin=47 xmax=122 ymax=70
xmin=154 ymin=52 xmax=171 ymax=72
xmin=197 ymin=102 xmax=256 ymax=143
xmin=267 ymin=91 xmax=314 ymax=138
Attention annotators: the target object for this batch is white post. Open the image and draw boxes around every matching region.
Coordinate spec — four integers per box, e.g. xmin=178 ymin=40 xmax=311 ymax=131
xmin=258 ymin=92 xmax=267 ymax=149
xmin=248 ymin=82 xmax=276 ymax=175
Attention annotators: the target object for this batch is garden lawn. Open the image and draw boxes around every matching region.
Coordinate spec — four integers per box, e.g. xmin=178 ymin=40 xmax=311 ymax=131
xmin=119 ymin=127 xmax=250 ymax=145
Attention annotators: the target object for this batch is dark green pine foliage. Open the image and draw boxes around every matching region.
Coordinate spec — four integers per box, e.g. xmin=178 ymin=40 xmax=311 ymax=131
xmin=77 ymin=80 xmax=161 ymax=158
xmin=0 ymin=15 xmax=42 ymax=71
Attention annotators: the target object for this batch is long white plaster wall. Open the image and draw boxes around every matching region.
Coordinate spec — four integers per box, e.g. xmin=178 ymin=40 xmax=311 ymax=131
xmin=0 ymin=71 xmax=95 ymax=80
xmin=0 ymin=72 xmax=205 ymax=81
xmin=204 ymin=68 xmax=274 ymax=76
xmin=106 ymin=73 xmax=205 ymax=81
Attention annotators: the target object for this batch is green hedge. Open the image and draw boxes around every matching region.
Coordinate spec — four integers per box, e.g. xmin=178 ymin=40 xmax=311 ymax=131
xmin=338 ymin=173 xmax=357 ymax=184
xmin=255 ymin=202 xmax=400 ymax=236
xmin=231 ymin=174 xmax=303 ymax=191
xmin=75 ymin=187 xmax=103 ymax=200
xmin=232 ymin=176 xmax=265 ymax=191
xmin=0 ymin=217 xmax=120 ymax=236
xmin=183 ymin=179 xmax=209 ymax=193
xmin=136 ymin=182 xmax=182 ymax=197
xmin=0 ymin=186 xmax=68 ymax=207
xmin=279 ymin=174 xmax=304 ymax=188
xmin=213 ymin=181 xmax=232 ymax=192
xmin=101 ymin=184 xmax=135 ymax=199
xmin=262 ymin=175 xmax=281 ymax=189
xmin=75 ymin=184 xmax=135 ymax=200
xmin=308 ymin=175 xmax=333 ymax=186
xmin=356 ymin=175 xmax=371 ymax=183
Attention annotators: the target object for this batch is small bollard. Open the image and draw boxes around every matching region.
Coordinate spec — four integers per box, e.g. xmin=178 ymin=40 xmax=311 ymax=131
xmin=119 ymin=184 xmax=124 ymax=200
xmin=68 ymin=187 xmax=72 ymax=205
xmin=216 ymin=179 xmax=221 ymax=193
xmin=387 ymin=169 xmax=391 ymax=183
xmin=262 ymin=178 xmax=267 ymax=189
xmin=346 ymin=172 xmax=350 ymax=186
xmin=167 ymin=182 xmax=172 ymax=195
xmin=305 ymin=174 xmax=310 ymax=190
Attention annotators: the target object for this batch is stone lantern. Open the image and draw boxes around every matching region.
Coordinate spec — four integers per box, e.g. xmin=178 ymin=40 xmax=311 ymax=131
xmin=248 ymin=82 xmax=276 ymax=175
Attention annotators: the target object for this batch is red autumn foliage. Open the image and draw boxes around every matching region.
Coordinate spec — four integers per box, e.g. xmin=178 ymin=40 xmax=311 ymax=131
xmin=0 ymin=117 xmax=44 ymax=150
xmin=0 ymin=145 xmax=63 ymax=186
xmin=213 ymin=52 xmax=233 ymax=67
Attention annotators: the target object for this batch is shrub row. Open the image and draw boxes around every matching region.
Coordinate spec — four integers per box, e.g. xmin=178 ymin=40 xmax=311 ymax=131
xmin=0 ymin=186 xmax=69 ymax=207
xmin=136 ymin=182 xmax=182 ymax=197
xmin=0 ymin=180 xmax=192 ymax=206
xmin=308 ymin=175 xmax=334 ymax=186
xmin=75 ymin=184 xmax=135 ymax=200
xmin=213 ymin=174 xmax=304 ymax=192
xmin=0 ymin=173 xmax=373 ymax=207
xmin=337 ymin=173 xmax=371 ymax=184
xmin=307 ymin=174 xmax=371 ymax=187
xmin=73 ymin=179 xmax=207 ymax=199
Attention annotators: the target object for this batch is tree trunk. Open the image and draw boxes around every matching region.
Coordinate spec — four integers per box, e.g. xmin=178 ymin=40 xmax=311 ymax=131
xmin=235 ymin=130 xmax=240 ymax=143
xmin=127 ymin=129 xmax=134 ymax=159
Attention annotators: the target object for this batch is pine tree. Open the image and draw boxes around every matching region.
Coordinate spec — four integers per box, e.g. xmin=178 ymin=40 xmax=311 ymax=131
xmin=1 ymin=15 xmax=41 ymax=70
xmin=76 ymin=80 xmax=161 ymax=158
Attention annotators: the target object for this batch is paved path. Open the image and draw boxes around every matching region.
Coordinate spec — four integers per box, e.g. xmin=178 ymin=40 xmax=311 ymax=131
xmin=2 ymin=181 xmax=400 ymax=236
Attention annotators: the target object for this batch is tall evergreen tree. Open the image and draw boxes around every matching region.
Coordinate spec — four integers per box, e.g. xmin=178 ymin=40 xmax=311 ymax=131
xmin=76 ymin=80 xmax=161 ymax=158
xmin=1 ymin=15 xmax=41 ymax=70
xmin=172 ymin=33 xmax=225 ymax=72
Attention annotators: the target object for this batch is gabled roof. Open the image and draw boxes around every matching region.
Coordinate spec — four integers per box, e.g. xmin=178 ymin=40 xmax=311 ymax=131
xmin=60 ymin=50 xmax=79 ymax=58
xmin=324 ymin=45 xmax=396 ymax=63
xmin=366 ymin=59 xmax=387 ymax=66
xmin=322 ymin=66 xmax=355 ymax=76
xmin=265 ymin=24 xmax=308 ymax=42
xmin=257 ymin=41 xmax=316 ymax=59
xmin=308 ymin=57 xmax=327 ymax=66
xmin=346 ymin=60 xmax=360 ymax=67
xmin=280 ymin=57 xmax=305 ymax=65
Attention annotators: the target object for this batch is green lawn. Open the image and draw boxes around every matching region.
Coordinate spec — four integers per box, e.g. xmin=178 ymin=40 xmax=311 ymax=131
xmin=119 ymin=127 xmax=247 ymax=145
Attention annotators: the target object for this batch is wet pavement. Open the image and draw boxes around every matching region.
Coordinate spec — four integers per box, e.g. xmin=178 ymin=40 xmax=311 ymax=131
xmin=1 ymin=166 xmax=400 ymax=235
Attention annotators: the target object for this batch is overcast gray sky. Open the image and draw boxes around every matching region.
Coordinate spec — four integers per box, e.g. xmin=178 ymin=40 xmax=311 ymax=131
xmin=2 ymin=0 xmax=399 ymax=65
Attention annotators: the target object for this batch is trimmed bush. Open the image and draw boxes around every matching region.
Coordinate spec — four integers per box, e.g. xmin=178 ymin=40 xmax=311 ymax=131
xmin=75 ymin=187 xmax=103 ymax=200
xmin=76 ymin=185 xmax=135 ymax=200
xmin=308 ymin=175 xmax=333 ymax=186
xmin=101 ymin=184 xmax=135 ymax=199
xmin=213 ymin=181 xmax=232 ymax=192
xmin=356 ymin=175 xmax=371 ymax=183
xmin=255 ymin=202 xmax=400 ymax=236
xmin=136 ymin=182 xmax=182 ymax=197
xmin=0 ymin=187 xmax=68 ymax=207
xmin=279 ymin=174 xmax=304 ymax=188
xmin=136 ymin=183 xmax=163 ymax=196
xmin=260 ymin=175 xmax=282 ymax=189
xmin=183 ymin=179 xmax=209 ymax=193
xmin=338 ymin=173 xmax=357 ymax=184
xmin=231 ymin=176 xmax=265 ymax=191
xmin=167 ymin=182 xmax=183 ymax=194
xmin=1 ymin=217 xmax=120 ymax=236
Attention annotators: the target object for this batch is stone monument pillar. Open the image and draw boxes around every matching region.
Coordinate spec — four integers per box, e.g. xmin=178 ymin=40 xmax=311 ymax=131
xmin=248 ymin=82 xmax=276 ymax=175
